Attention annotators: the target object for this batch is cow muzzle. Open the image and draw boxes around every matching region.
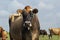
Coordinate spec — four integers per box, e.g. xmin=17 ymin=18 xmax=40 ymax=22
xmin=24 ymin=21 xmax=32 ymax=30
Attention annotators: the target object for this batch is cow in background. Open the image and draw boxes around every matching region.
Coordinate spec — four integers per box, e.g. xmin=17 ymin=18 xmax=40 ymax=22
xmin=2 ymin=30 xmax=8 ymax=40
xmin=0 ymin=27 xmax=8 ymax=40
xmin=9 ymin=9 xmax=23 ymax=40
xmin=22 ymin=6 xmax=40 ymax=40
xmin=40 ymin=30 xmax=47 ymax=37
xmin=49 ymin=28 xmax=60 ymax=39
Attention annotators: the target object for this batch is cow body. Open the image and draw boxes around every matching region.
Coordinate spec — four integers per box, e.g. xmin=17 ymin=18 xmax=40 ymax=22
xmin=49 ymin=28 xmax=60 ymax=35
xmin=40 ymin=30 xmax=47 ymax=37
xmin=40 ymin=30 xmax=47 ymax=35
xmin=9 ymin=13 xmax=23 ymax=40
xmin=49 ymin=28 xmax=60 ymax=39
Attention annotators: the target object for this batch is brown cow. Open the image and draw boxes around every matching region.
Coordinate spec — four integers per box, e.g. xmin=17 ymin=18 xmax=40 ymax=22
xmin=22 ymin=6 xmax=40 ymax=40
xmin=9 ymin=6 xmax=40 ymax=40
xmin=49 ymin=28 xmax=60 ymax=39
xmin=2 ymin=30 xmax=8 ymax=40
xmin=0 ymin=27 xmax=8 ymax=40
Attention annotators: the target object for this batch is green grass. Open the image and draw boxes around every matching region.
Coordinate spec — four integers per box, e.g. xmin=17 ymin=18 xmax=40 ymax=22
xmin=39 ymin=35 xmax=60 ymax=40
xmin=6 ymin=33 xmax=10 ymax=40
xmin=7 ymin=34 xmax=60 ymax=40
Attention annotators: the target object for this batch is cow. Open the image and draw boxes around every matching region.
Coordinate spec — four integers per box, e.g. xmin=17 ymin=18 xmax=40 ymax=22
xmin=9 ymin=6 xmax=40 ymax=40
xmin=40 ymin=30 xmax=47 ymax=37
xmin=2 ymin=30 xmax=8 ymax=40
xmin=22 ymin=6 xmax=40 ymax=40
xmin=0 ymin=27 xmax=8 ymax=40
xmin=48 ymin=28 xmax=60 ymax=39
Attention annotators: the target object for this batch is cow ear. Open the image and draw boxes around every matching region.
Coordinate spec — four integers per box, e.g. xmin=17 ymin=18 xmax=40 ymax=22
xmin=32 ymin=8 xmax=38 ymax=14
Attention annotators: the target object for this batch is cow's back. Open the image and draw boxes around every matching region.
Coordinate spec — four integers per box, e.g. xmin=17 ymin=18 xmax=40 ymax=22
xmin=49 ymin=28 xmax=60 ymax=35
xmin=10 ymin=14 xmax=23 ymax=40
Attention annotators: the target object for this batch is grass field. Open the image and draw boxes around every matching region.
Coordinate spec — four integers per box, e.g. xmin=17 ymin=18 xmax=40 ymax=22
xmin=39 ymin=35 xmax=60 ymax=40
xmin=7 ymin=34 xmax=60 ymax=40
xmin=6 ymin=33 xmax=10 ymax=40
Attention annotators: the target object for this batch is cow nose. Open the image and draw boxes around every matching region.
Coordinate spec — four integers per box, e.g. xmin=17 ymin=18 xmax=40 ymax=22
xmin=24 ymin=21 xmax=32 ymax=27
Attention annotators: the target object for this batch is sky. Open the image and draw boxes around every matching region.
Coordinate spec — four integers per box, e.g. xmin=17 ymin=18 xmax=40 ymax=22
xmin=0 ymin=0 xmax=60 ymax=33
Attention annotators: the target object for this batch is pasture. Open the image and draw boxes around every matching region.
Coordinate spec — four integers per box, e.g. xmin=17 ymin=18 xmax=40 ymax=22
xmin=6 ymin=34 xmax=60 ymax=40
xmin=39 ymin=35 xmax=60 ymax=40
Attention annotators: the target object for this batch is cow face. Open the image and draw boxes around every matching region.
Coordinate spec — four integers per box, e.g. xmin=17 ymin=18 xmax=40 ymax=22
xmin=24 ymin=21 xmax=32 ymax=30
xmin=23 ymin=8 xmax=38 ymax=30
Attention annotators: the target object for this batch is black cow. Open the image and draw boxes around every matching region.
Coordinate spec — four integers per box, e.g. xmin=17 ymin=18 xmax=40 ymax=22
xmin=40 ymin=30 xmax=47 ymax=37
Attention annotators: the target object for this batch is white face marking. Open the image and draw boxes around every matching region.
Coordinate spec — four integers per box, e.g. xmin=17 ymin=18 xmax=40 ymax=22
xmin=29 ymin=23 xmax=32 ymax=27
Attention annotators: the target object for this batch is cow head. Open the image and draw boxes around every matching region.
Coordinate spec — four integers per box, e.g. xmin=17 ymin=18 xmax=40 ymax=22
xmin=23 ymin=7 xmax=38 ymax=30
